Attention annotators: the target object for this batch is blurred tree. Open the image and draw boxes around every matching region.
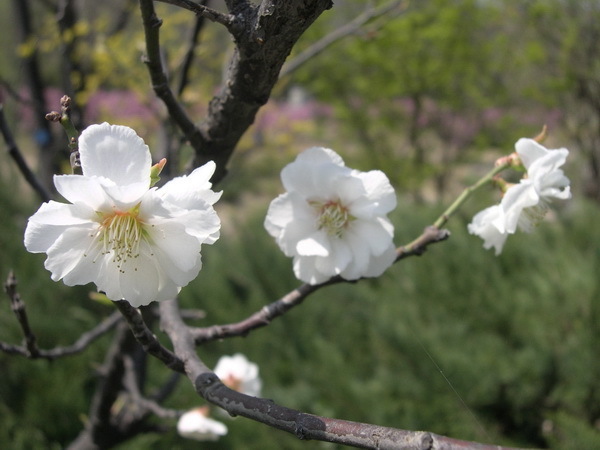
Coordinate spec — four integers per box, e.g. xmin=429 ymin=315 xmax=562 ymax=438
xmin=291 ymin=0 xmax=514 ymax=198
xmin=522 ymin=0 xmax=600 ymax=201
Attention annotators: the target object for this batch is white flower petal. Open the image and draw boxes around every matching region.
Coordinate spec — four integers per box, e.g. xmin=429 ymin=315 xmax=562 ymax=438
xmin=296 ymin=230 xmax=330 ymax=257
xmin=25 ymin=201 xmax=95 ymax=253
xmin=177 ymin=409 xmax=228 ymax=441
xmin=45 ymin=225 xmax=99 ymax=282
xmin=295 ymin=146 xmax=345 ymax=167
xmin=501 ymin=181 xmax=539 ymax=233
xmin=116 ymin=245 xmax=161 ymax=306
xmin=159 ymin=161 xmax=222 ymax=207
xmin=147 ymin=220 xmax=202 ymax=274
xmin=214 ymin=353 xmax=262 ymax=397
xmin=79 ymin=123 xmax=151 ymax=186
xmin=346 ymin=170 xmax=397 ymax=215
xmin=293 ymin=255 xmax=330 ymax=284
xmin=468 ymin=205 xmax=509 ymax=255
xmin=360 ymin=245 xmax=397 ymax=278
xmin=348 ymin=217 xmax=395 ymax=256
xmin=515 ymin=138 xmax=549 ymax=169
xmin=265 ymin=193 xmax=316 ymax=256
xmin=314 ymin=238 xmax=352 ymax=276
xmin=54 ymin=175 xmax=113 ymax=211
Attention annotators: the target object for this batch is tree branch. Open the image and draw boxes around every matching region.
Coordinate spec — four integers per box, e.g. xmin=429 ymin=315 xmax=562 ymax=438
xmin=1 ymin=271 xmax=123 ymax=359
xmin=176 ymin=2 xmax=209 ymax=97
xmin=280 ymin=0 xmax=408 ymax=77
xmin=12 ymin=0 xmax=59 ymax=188
xmin=139 ymin=0 xmax=206 ymax=151
xmin=158 ymin=298 xmax=520 ymax=450
xmin=154 ymin=0 xmax=236 ymax=29
xmin=191 ymin=226 xmax=450 ymax=344
xmin=194 ymin=0 xmax=334 ymax=182
xmin=122 ymin=355 xmax=181 ymax=419
xmin=0 ymin=104 xmax=52 ymax=202
xmin=113 ymin=300 xmax=185 ymax=373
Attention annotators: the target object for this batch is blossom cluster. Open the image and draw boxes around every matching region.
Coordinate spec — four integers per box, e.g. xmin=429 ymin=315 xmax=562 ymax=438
xmin=468 ymin=138 xmax=571 ymax=254
xmin=25 ymin=124 xmax=399 ymax=305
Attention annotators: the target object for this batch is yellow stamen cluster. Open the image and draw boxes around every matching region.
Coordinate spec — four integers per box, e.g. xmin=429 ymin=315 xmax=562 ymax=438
xmin=521 ymin=203 xmax=549 ymax=232
xmin=311 ymin=199 xmax=352 ymax=237
xmin=97 ymin=208 xmax=145 ymax=272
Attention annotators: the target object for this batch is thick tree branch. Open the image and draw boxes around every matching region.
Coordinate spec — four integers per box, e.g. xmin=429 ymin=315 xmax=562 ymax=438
xmin=194 ymin=0 xmax=333 ymax=182
xmin=158 ymin=299 xmax=520 ymax=450
xmin=68 ymin=323 xmax=144 ymax=450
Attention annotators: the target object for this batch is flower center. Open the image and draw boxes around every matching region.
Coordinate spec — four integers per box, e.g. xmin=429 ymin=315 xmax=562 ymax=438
xmin=519 ymin=202 xmax=549 ymax=233
xmin=311 ymin=199 xmax=352 ymax=237
xmin=96 ymin=207 xmax=146 ymax=270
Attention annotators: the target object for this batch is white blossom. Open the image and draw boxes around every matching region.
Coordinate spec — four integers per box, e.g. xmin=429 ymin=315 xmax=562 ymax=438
xmin=214 ymin=353 xmax=262 ymax=397
xmin=469 ymin=138 xmax=571 ymax=254
xmin=264 ymin=147 xmax=397 ymax=284
xmin=503 ymin=138 xmax=571 ymax=233
xmin=177 ymin=408 xmax=228 ymax=441
xmin=24 ymin=123 xmax=221 ymax=307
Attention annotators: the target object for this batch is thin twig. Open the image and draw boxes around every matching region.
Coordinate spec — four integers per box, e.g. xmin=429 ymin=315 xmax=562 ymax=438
xmin=123 ymin=355 xmax=182 ymax=419
xmin=113 ymin=300 xmax=185 ymax=373
xmin=0 ymin=280 xmax=123 ymax=359
xmin=280 ymin=0 xmax=407 ymax=77
xmin=176 ymin=9 xmax=208 ymax=97
xmin=191 ymin=226 xmax=450 ymax=344
xmin=139 ymin=0 xmax=205 ymax=151
xmin=4 ymin=271 xmax=39 ymax=356
xmin=154 ymin=0 xmax=235 ymax=29
xmin=0 ymin=104 xmax=52 ymax=202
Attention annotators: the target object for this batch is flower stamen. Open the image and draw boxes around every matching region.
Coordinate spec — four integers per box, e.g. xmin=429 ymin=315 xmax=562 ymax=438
xmin=311 ymin=199 xmax=352 ymax=237
xmin=519 ymin=202 xmax=549 ymax=233
xmin=96 ymin=208 xmax=145 ymax=271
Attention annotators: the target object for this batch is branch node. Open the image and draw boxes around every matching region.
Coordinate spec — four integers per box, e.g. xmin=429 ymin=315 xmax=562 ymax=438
xmin=194 ymin=372 xmax=220 ymax=395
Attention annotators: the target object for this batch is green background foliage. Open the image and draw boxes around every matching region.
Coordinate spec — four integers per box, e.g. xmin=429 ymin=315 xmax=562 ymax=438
xmin=1 ymin=180 xmax=599 ymax=449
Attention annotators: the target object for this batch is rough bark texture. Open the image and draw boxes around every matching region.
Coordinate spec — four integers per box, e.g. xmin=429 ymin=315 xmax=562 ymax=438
xmin=194 ymin=0 xmax=333 ymax=182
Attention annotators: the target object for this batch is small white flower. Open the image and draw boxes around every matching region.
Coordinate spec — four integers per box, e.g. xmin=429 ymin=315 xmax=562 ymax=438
xmin=469 ymin=138 xmax=571 ymax=254
xmin=214 ymin=353 xmax=262 ymax=397
xmin=503 ymin=138 xmax=571 ymax=233
xmin=264 ymin=147 xmax=397 ymax=284
xmin=24 ymin=123 xmax=221 ymax=307
xmin=467 ymin=204 xmax=508 ymax=256
xmin=177 ymin=407 xmax=228 ymax=441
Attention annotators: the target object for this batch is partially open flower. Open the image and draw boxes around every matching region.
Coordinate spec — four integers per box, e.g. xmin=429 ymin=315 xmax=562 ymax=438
xmin=214 ymin=353 xmax=262 ymax=397
xmin=177 ymin=407 xmax=228 ymax=441
xmin=469 ymin=138 xmax=571 ymax=254
xmin=503 ymin=138 xmax=571 ymax=233
xmin=264 ymin=147 xmax=397 ymax=284
xmin=24 ymin=123 xmax=221 ymax=307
